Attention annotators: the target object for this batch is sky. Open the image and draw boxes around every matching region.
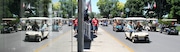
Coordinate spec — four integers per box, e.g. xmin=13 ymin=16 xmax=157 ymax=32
xmin=52 ymin=0 xmax=127 ymax=13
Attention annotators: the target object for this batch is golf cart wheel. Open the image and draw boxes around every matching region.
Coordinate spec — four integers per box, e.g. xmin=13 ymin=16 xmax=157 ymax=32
xmin=45 ymin=36 xmax=48 ymax=39
xmin=113 ymin=28 xmax=114 ymax=31
xmin=132 ymin=38 xmax=137 ymax=43
xmin=125 ymin=35 xmax=128 ymax=39
xmin=25 ymin=36 xmax=29 ymax=41
xmin=145 ymin=37 xmax=150 ymax=42
xmin=36 ymin=37 xmax=42 ymax=42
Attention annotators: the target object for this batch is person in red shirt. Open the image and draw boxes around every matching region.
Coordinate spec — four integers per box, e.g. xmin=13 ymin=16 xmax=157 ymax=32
xmin=92 ymin=18 xmax=99 ymax=34
xmin=73 ymin=18 xmax=78 ymax=33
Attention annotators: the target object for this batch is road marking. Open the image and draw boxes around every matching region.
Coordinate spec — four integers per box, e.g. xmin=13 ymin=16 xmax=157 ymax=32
xmin=34 ymin=30 xmax=72 ymax=52
xmin=100 ymin=28 xmax=134 ymax=52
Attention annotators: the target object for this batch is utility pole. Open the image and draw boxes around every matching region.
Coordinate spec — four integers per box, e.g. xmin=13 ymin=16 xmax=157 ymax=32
xmin=78 ymin=0 xmax=85 ymax=52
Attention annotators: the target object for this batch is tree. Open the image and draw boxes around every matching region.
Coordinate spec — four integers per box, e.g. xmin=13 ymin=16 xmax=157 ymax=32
xmin=60 ymin=0 xmax=77 ymax=18
xmin=167 ymin=0 xmax=180 ymax=18
xmin=167 ymin=0 xmax=180 ymax=22
xmin=1 ymin=0 xmax=14 ymax=17
xmin=53 ymin=2 xmax=61 ymax=11
xmin=124 ymin=0 xmax=144 ymax=16
xmin=88 ymin=12 xmax=96 ymax=18
xmin=97 ymin=0 xmax=120 ymax=18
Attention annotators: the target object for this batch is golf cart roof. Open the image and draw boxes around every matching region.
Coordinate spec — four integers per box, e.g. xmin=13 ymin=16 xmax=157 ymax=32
xmin=28 ymin=17 xmax=49 ymax=20
xmin=161 ymin=19 xmax=177 ymax=21
xmin=101 ymin=18 xmax=108 ymax=20
xmin=20 ymin=18 xmax=28 ymax=20
xmin=125 ymin=17 xmax=146 ymax=20
xmin=2 ymin=18 xmax=16 ymax=20
xmin=113 ymin=17 xmax=124 ymax=20
xmin=146 ymin=18 xmax=158 ymax=20
xmin=53 ymin=17 xmax=64 ymax=19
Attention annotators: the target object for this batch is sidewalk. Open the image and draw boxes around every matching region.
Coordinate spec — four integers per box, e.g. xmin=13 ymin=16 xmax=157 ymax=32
xmin=38 ymin=28 xmax=130 ymax=52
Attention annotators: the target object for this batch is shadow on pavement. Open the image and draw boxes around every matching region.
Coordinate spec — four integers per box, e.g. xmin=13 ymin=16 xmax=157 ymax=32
xmin=74 ymin=32 xmax=97 ymax=49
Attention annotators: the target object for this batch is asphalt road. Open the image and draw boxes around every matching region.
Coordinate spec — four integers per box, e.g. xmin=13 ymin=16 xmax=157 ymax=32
xmin=100 ymin=25 xmax=180 ymax=52
xmin=1 ymin=24 xmax=180 ymax=52
xmin=0 ymin=25 xmax=73 ymax=52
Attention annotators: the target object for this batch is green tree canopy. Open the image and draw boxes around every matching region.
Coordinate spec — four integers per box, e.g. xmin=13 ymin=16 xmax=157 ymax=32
xmin=97 ymin=0 xmax=122 ymax=18
xmin=53 ymin=2 xmax=61 ymax=10
xmin=60 ymin=0 xmax=77 ymax=18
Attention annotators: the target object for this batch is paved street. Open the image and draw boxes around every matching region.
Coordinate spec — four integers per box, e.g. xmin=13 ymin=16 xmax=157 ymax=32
xmin=1 ymin=24 xmax=180 ymax=52
xmin=0 ymin=25 xmax=72 ymax=52
xmin=100 ymin=25 xmax=180 ymax=52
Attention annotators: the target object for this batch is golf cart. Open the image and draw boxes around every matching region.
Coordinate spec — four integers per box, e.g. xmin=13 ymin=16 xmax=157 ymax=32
xmin=146 ymin=18 xmax=158 ymax=31
xmin=101 ymin=18 xmax=108 ymax=26
xmin=24 ymin=17 xmax=50 ymax=42
xmin=52 ymin=17 xmax=63 ymax=31
xmin=25 ymin=29 xmax=49 ymax=42
xmin=124 ymin=17 xmax=149 ymax=43
xmin=159 ymin=19 xmax=179 ymax=35
xmin=112 ymin=17 xmax=125 ymax=32
xmin=1 ymin=24 xmax=18 ymax=33
xmin=68 ymin=18 xmax=73 ymax=26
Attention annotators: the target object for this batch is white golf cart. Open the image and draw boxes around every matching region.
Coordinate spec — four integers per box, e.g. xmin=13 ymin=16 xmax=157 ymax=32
xmin=159 ymin=19 xmax=179 ymax=35
xmin=145 ymin=18 xmax=158 ymax=31
xmin=124 ymin=17 xmax=149 ymax=43
xmin=24 ymin=17 xmax=50 ymax=42
xmin=112 ymin=17 xmax=125 ymax=32
xmin=52 ymin=17 xmax=63 ymax=31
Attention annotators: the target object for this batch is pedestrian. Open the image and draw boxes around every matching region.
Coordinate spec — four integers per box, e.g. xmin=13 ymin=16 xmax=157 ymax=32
xmin=92 ymin=18 xmax=99 ymax=34
xmin=73 ymin=17 xmax=78 ymax=34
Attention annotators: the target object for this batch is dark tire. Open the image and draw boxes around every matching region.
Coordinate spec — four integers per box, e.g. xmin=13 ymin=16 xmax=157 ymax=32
xmin=36 ymin=37 xmax=42 ymax=42
xmin=25 ymin=36 xmax=29 ymax=41
xmin=145 ymin=37 xmax=149 ymax=42
xmin=45 ymin=35 xmax=48 ymax=39
xmin=132 ymin=37 xmax=137 ymax=43
xmin=125 ymin=35 xmax=128 ymax=39
xmin=113 ymin=27 xmax=115 ymax=31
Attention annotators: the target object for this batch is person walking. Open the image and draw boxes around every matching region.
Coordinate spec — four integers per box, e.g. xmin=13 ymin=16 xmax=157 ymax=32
xmin=92 ymin=18 xmax=99 ymax=34
xmin=73 ymin=18 xmax=78 ymax=34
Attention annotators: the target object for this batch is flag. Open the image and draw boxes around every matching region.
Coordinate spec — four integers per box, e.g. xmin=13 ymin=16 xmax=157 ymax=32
xmin=86 ymin=0 xmax=92 ymax=12
xmin=153 ymin=2 xmax=156 ymax=9
xmin=27 ymin=3 xmax=31 ymax=9
xmin=23 ymin=2 xmax=25 ymax=8
xmin=148 ymin=3 xmax=151 ymax=9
